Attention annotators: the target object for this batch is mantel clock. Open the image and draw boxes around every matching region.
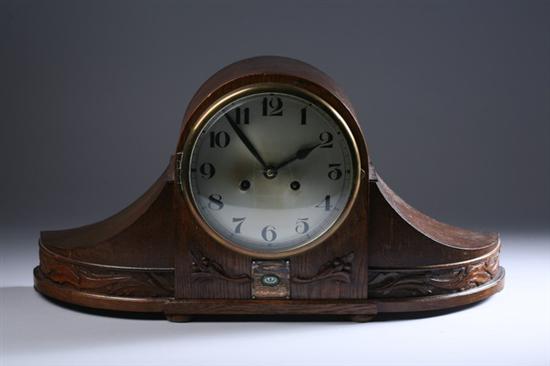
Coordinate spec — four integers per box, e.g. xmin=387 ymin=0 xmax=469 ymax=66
xmin=34 ymin=56 xmax=504 ymax=321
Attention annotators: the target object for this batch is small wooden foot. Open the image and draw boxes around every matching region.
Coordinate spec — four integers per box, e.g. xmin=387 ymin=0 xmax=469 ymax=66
xmin=165 ymin=314 xmax=193 ymax=322
xmin=349 ymin=315 xmax=375 ymax=323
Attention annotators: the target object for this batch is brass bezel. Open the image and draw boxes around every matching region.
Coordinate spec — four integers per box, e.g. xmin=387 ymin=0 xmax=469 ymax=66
xmin=177 ymin=83 xmax=362 ymax=259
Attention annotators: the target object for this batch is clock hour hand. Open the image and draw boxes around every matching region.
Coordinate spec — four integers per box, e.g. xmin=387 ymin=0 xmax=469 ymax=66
xmin=227 ymin=118 xmax=268 ymax=169
xmin=274 ymin=142 xmax=322 ymax=171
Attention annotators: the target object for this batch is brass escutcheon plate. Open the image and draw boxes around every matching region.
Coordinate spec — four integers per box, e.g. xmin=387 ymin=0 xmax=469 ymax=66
xmin=251 ymin=260 xmax=290 ymax=299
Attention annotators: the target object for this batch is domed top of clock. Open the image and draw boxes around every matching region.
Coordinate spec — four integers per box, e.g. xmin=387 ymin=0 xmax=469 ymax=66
xmin=175 ymin=56 xmax=367 ymax=258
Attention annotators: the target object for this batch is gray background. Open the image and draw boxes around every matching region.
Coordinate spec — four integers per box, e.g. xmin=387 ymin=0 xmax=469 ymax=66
xmin=1 ymin=0 xmax=549 ymax=234
xmin=1 ymin=1 xmax=549 ymax=366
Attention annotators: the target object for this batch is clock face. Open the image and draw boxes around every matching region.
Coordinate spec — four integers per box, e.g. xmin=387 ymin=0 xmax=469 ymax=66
xmin=184 ymin=90 xmax=358 ymax=256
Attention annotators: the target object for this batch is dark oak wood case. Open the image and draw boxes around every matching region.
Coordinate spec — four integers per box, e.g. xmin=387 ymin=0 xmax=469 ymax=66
xmin=33 ymin=56 xmax=504 ymax=321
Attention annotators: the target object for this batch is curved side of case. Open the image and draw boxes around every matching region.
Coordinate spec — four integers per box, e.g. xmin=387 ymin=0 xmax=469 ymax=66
xmin=33 ymin=161 xmax=504 ymax=318
xmin=365 ymin=170 xmax=504 ymax=311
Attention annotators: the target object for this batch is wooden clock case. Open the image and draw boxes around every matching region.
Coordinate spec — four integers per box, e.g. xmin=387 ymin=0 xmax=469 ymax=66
xmin=33 ymin=56 xmax=504 ymax=322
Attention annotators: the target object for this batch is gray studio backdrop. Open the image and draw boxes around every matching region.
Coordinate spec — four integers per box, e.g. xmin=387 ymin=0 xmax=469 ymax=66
xmin=1 ymin=0 xmax=549 ymax=240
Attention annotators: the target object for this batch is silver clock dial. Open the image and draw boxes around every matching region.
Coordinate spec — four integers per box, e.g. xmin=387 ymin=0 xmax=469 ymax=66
xmin=187 ymin=91 xmax=356 ymax=255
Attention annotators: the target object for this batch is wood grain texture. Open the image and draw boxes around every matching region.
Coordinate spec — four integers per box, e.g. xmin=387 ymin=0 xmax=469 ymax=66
xmin=368 ymin=176 xmax=498 ymax=268
xmin=164 ymin=299 xmax=377 ymax=316
xmin=39 ymin=161 xmax=177 ymax=269
xmin=191 ymin=251 xmax=251 ymax=283
xmin=292 ymin=252 xmax=354 ymax=284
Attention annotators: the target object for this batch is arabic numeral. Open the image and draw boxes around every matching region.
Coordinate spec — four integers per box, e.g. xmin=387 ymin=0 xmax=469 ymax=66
xmin=295 ymin=218 xmax=309 ymax=234
xmin=315 ymin=195 xmax=333 ymax=211
xmin=261 ymin=225 xmax=277 ymax=242
xmin=199 ymin=163 xmax=215 ymax=179
xmin=232 ymin=217 xmax=246 ymax=234
xmin=225 ymin=107 xmax=250 ymax=125
xmin=262 ymin=96 xmax=283 ymax=116
xmin=301 ymin=107 xmax=307 ymax=125
xmin=319 ymin=131 xmax=333 ymax=148
xmin=209 ymin=131 xmax=230 ymax=148
xmin=207 ymin=194 xmax=224 ymax=210
xmin=328 ymin=163 xmax=342 ymax=180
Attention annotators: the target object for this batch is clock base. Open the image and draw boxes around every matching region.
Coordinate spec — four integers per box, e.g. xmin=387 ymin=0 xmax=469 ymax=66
xmin=163 ymin=299 xmax=378 ymax=320
xmin=165 ymin=314 xmax=378 ymax=323
xmin=33 ymin=264 xmax=504 ymax=321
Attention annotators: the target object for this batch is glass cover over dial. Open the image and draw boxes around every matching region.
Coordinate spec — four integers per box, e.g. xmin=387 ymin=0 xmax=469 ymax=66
xmin=185 ymin=91 xmax=358 ymax=255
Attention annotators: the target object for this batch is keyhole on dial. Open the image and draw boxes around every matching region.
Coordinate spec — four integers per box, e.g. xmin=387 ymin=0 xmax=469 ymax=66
xmin=290 ymin=181 xmax=300 ymax=191
xmin=240 ymin=180 xmax=251 ymax=191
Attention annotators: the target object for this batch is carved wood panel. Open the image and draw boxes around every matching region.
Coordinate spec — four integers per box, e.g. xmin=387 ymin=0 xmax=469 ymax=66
xmin=39 ymin=248 xmax=173 ymax=298
xmin=38 ymin=246 xmax=500 ymax=302
xmin=368 ymin=251 xmax=500 ymax=298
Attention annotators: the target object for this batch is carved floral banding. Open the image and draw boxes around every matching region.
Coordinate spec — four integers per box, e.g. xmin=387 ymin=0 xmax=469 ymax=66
xmin=39 ymin=248 xmax=174 ymax=297
xmin=368 ymin=251 xmax=500 ymax=298
xmin=39 ymin=245 xmax=500 ymax=300
xmin=191 ymin=251 xmax=251 ymax=283
xmin=292 ymin=252 xmax=355 ymax=284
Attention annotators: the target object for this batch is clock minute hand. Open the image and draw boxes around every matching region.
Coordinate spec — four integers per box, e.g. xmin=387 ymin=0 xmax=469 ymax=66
xmin=227 ymin=119 xmax=268 ymax=169
xmin=274 ymin=142 xmax=323 ymax=170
